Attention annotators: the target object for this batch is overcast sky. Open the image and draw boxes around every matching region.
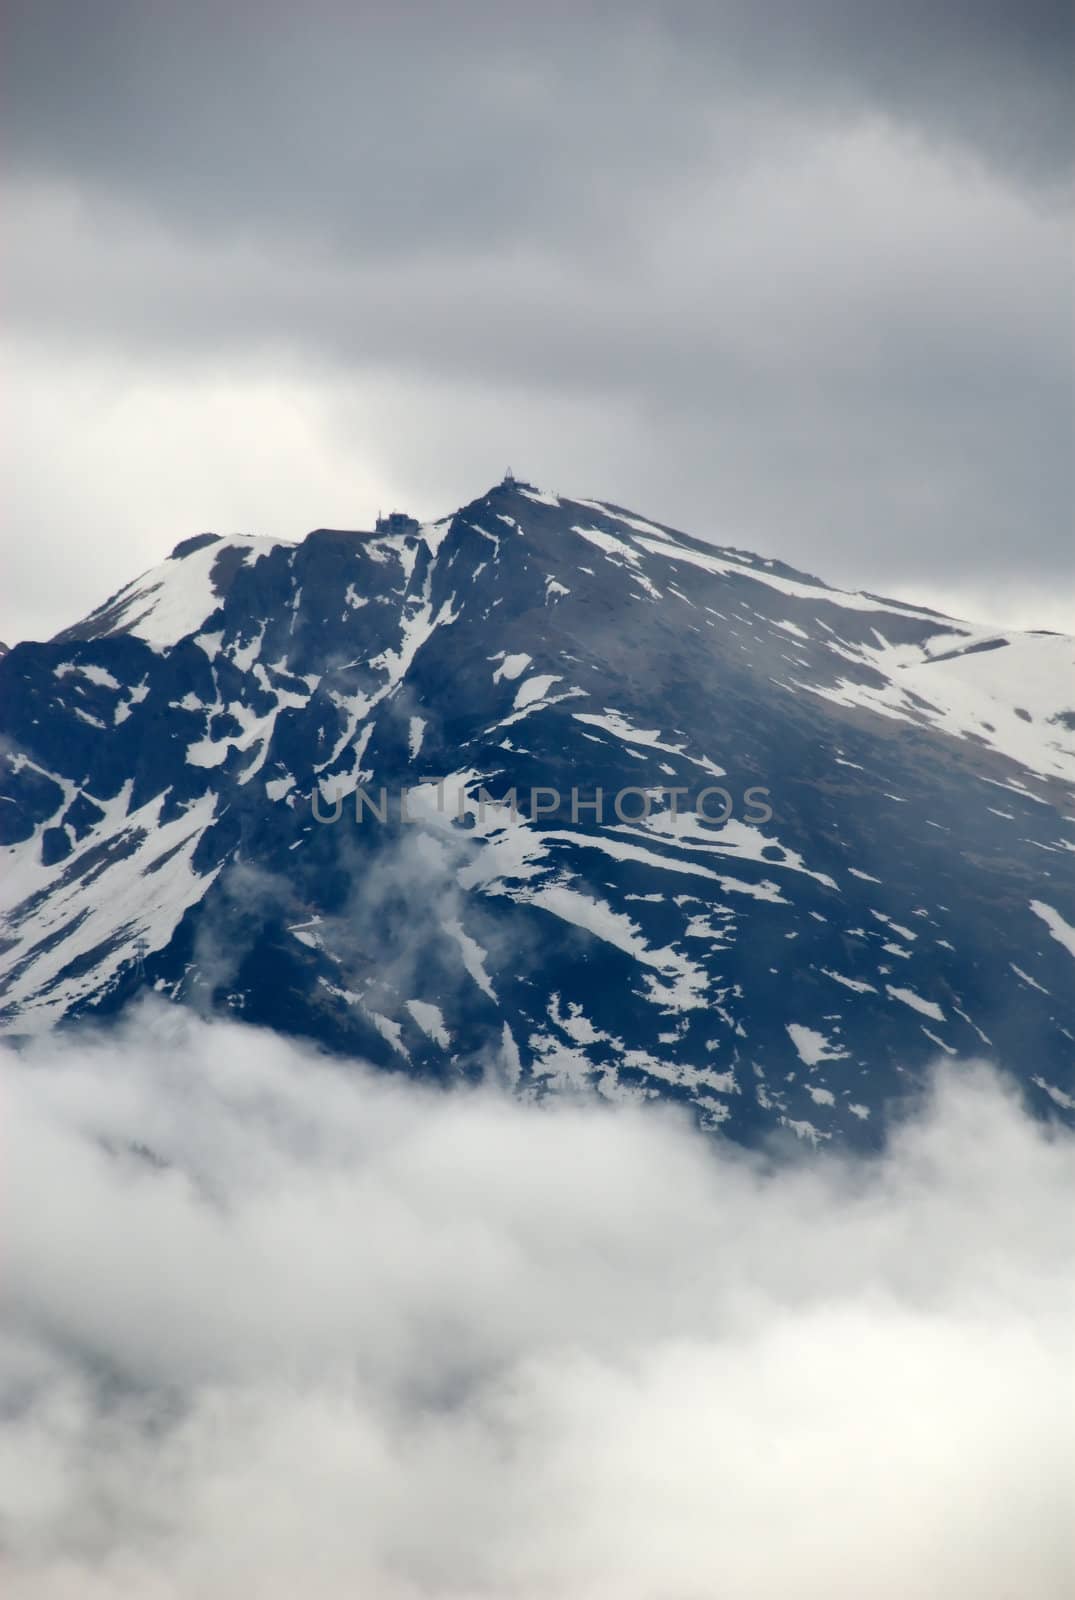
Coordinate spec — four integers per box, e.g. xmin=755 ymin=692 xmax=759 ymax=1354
xmin=2 ymin=1 xmax=1072 ymax=644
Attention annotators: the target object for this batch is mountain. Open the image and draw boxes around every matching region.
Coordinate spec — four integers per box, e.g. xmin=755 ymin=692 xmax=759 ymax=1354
xmin=2 ymin=478 xmax=1073 ymax=1145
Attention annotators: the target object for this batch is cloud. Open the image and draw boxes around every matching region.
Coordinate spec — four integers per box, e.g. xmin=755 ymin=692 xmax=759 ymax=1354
xmin=6 ymin=2 xmax=1071 ymax=228
xmin=1 ymin=4 xmax=1071 ymax=644
xmin=1 ymin=1002 xmax=1072 ymax=1597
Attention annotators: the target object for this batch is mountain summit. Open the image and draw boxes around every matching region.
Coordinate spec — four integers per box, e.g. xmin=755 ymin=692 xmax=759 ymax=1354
xmin=2 ymin=479 xmax=1072 ymax=1144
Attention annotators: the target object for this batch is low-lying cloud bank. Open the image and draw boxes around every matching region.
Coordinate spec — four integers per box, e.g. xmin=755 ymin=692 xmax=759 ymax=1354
xmin=1 ymin=1003 xmax=1072 ymax=1598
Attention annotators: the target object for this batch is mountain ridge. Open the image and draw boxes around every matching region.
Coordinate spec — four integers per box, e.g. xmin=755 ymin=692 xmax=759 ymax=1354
xmin=2 ymin=478 xmax=1072 ymax=1145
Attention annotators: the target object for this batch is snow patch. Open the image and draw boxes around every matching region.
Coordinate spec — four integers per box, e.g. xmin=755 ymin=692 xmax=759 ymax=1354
xmin=786 ymin=1024 xmax=849 ymax=1066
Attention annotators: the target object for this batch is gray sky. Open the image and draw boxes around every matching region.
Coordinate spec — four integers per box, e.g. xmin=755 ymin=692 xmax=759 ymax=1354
xmin=3 ymin=0 xmax=1072 ymax=644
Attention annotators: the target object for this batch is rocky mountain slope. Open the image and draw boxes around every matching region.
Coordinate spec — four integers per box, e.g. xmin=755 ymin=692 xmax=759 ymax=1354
xmin=2 ymin=477 xmax=1072 ymax=1144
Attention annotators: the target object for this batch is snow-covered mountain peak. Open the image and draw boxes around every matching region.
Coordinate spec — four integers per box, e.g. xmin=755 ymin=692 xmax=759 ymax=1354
xmin=2 ymin=479 xmax=1072 ymax=1144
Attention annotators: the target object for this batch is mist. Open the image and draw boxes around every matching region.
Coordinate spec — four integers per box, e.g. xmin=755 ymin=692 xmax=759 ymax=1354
xmin=1 ymin=1001 xmax=1072 ymax=1598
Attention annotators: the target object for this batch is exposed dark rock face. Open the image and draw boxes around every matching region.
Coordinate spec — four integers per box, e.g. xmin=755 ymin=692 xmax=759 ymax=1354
xmin=2 ymin=479 xmax=1072 ymax=1146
